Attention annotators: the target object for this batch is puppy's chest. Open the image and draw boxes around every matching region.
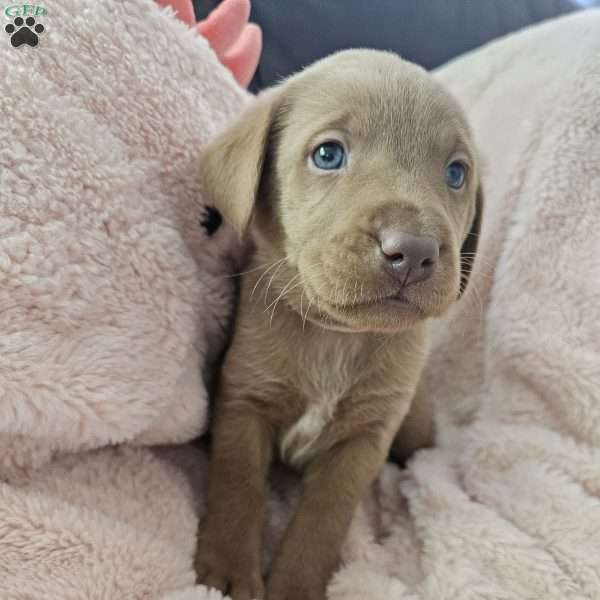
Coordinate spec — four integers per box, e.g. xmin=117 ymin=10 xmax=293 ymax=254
xmin=278 ymin=336 xmax=368 ymax=470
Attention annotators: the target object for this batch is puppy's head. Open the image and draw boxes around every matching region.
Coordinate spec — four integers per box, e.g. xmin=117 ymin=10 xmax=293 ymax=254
xmin=200 ymin=49 xmax=483 ymax=333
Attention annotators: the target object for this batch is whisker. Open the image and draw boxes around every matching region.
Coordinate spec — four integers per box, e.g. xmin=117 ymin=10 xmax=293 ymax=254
xmin=302 ymin=296 xmax=314 ymax=331
xmin=224 ymin=259 xmax=281 ymax=279
xmin=461 ymin=256 xmax=494 ymax=270
xmin=265 ymin=272 xmax=303 ymax=311
xmin=461 ymin=269 xmax=494 ymax=282
xmin=262 ymin=260 xmax=287 ymax=304
xmin=461 ymin=254 xmax=496 ymax=269
xmin=268 ymin=278 xmax=304 ymax=327
xmin=471 ymin=284 xmax=485 ymax=326
xmin=459 ymin=276 xmax=485 ymax=334
xmin=264 ymin=260 xmax=325 ymax=322
xmin=250 ymin=258 xmax=286 ymax=299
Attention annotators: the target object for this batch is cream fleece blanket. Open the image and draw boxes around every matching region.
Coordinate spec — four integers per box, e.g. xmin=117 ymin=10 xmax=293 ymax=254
xmin=1 ymin=3 xmax=600 ymax=600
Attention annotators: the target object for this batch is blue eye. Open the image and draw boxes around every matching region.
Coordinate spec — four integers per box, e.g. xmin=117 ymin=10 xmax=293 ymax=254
xmin=445 ymin=161 xmax=467 ymax=189
xmin=311 ymin=142 xmax=346 ymax=170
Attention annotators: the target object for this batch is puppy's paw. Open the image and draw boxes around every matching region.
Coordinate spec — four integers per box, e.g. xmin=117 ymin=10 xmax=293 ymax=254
xmin=266 ymin=575 xmax=325 ymax=600
xmin=195 ymin=546 xmax=264 ymax=600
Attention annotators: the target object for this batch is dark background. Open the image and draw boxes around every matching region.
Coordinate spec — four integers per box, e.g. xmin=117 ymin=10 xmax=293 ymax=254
xmin=193 ymin=0 xmax=580 ymax=93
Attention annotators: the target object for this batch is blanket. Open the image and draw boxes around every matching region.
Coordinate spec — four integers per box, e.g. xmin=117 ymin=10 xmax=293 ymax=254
xmin=0 ymin=0 xmax=247 ymax=475
xmin=1 ymin=2 xmax=600 ymax=599
xmin=0 ymin=0 xmax=245 ymax=596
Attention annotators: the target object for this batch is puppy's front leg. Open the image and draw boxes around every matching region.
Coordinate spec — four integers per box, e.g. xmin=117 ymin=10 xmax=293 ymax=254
xmin=267 ymin=431 xmax=390 ymax=600
xmin=196 ymin=406 xmax=273 ymax=600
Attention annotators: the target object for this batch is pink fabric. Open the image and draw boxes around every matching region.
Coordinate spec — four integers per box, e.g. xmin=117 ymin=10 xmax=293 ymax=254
xmin=0 ymin=0 xmax=247 ymax=478
xmin=156 ymin=0 xmax=262 ymax=88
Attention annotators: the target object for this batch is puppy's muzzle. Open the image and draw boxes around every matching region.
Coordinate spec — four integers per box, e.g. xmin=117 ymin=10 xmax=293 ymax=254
xmin=378 ymin=230 xmax=439 ymax=285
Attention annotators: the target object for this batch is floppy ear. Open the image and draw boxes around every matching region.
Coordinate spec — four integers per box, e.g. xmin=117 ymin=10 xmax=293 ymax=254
xmin=459 ymin=183 xmax=484 ymax=296
xmin=198 ymin=89 xmax=280 ymax=235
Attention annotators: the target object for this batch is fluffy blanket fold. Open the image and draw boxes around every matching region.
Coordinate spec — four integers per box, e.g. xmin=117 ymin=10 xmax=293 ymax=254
xmin=1 ymin=3 xmax=599 ymax=599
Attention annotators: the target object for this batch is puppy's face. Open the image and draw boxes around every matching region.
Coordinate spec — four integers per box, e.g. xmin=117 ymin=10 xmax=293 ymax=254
xmin=200 ymin=50 xmax=482 ymax=333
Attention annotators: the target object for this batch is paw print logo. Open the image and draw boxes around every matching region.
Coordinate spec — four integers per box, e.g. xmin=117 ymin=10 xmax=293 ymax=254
xmin=5 ymin=16 xmax=44 ymax=48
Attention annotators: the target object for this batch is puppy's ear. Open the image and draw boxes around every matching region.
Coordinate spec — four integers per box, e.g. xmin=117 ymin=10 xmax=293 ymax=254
xmin=459 ymin=183 xmax=484 ymax=296
xmin=199 ymin=89 xmax=281 ymax=235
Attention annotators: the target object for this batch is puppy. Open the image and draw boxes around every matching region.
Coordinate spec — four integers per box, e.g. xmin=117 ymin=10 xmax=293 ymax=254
xmin=195 ymin=49 xmax=482 ymax=600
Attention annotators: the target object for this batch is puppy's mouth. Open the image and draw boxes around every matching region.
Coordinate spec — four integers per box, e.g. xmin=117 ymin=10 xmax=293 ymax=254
xmin=299 ymin=281 xmax=426 ymax=332
xmin=320 ymin=285 xmax=417 ymax=311
xmin=355 ymin=289 xmax=413 ymax=308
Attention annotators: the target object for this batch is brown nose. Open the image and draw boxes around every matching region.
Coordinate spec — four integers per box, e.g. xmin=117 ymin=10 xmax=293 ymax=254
xmin=379 ymin=231 xmax=439 ymax=285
